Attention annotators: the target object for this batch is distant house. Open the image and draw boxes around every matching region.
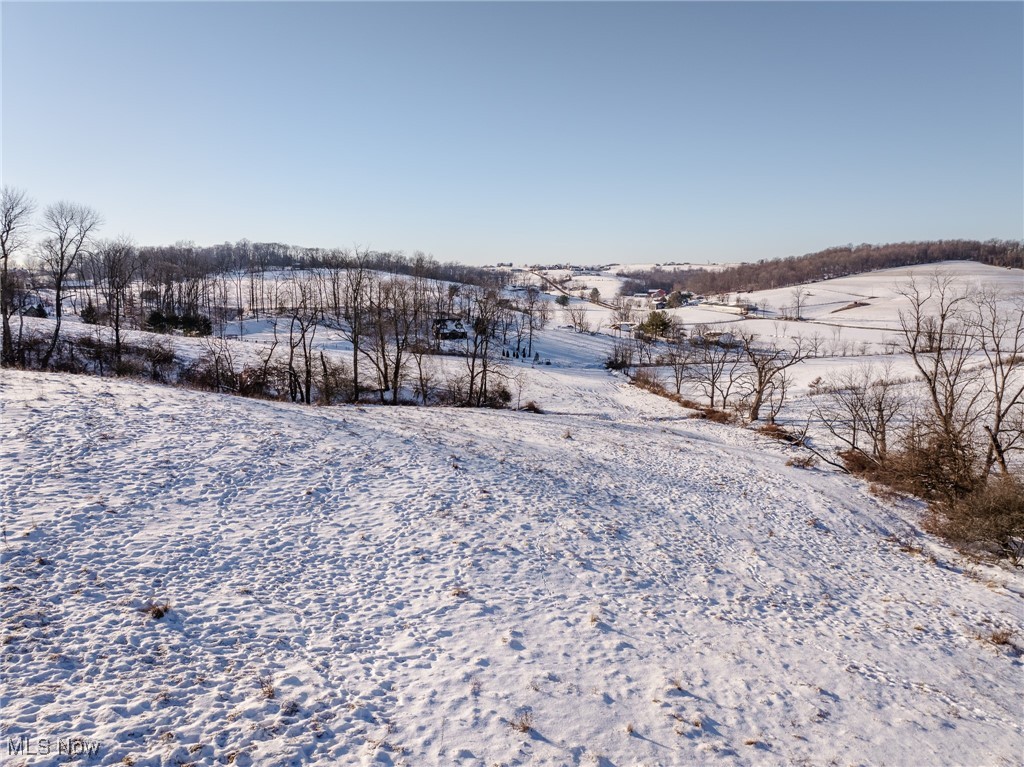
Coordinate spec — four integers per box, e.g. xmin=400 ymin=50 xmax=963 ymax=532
xmin=433 ymin=317 xmax=467 ymax=340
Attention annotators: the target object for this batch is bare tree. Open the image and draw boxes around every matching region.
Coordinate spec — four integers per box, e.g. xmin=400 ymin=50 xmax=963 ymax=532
xmin=321 ymin=249 xmax=347 ymax=324
xmin=361 ymin=274 xmax=419 ymax=404
xmin=520 ymin=285 xmax=544 ymax=356
xmin=248 ymin=242 xmax=273 ymax=319
xmin=339 ymin=249 xmax=370 ymax=401
xmin=359 ymin=273 xmax=391 ymax=401
xmin=402 ymin=275 xmax=439 ymax=403
xmin=738 ymin=333 xmax=813 ymax=422
xmin=286 ymin=274 xmax=322 ymax=404
xmin=896 ymin=273 xmax=985 ymax=497
xmin=632 ymin=332 xmax=655 ymax=367
xmin=231 ymin=239 xmax=252 ymax=336
xmin=665 ymin=336 xmax=696 ymax=394
xmin=95 ymin=237 xmax=141 ymax=368
xmin=535 ymin=298 xmax=552 ymax=332
xmin=196 ymin=337 xmax=238 ymax=393
xmin=967 ymin=289 xmax=1024 ymax=478
xmin=764 ymin=369 xmax=794 ymax=424
xmin=243 ymin=318 xmax=280 ymax=399
xmin=691 ymin=336 xmax=744 ymax=410
xmin=809 ymin=363 xmax=908 ymax=467
xmin=460 ymin=288 xmax=508 ymax=407
xmin=607 ymin=338 xmax=634 ymax=374
xmin=612 ymin=298 xmax=636 ymax=324
xmin=788 ymin=285 xmax=809 ymax=320
xmin=409 ymin=339 xmax=436 ymax=404
xmin=566 ymin=303 xmax=592 ymax=334
xmin=1 ymin=187 xmax=35 ymax=366
xmin=38 ymin=202 xmax=102 ymax=366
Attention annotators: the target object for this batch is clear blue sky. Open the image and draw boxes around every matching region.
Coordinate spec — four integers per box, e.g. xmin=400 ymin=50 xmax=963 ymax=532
xmin=3 ymin=1 xmax=1022 ymax=265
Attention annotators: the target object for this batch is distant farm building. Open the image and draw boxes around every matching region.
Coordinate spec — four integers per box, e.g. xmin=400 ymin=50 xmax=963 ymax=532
xmin=433 ymin=318 xmax=468 ymax=340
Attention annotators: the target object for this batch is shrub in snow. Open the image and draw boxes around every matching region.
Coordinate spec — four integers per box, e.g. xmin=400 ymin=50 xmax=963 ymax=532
xmin=926 ymin=475 xmax=1024 ymax=568
xmin=79 ymin=300 xmax=100 ymax=325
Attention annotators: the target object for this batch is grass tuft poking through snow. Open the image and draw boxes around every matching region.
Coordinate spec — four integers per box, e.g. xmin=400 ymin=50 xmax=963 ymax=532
xmin=508 ymin=710 xmax=534 ymax=734
xmin=143 ymin=599 xmax=172 ymax=620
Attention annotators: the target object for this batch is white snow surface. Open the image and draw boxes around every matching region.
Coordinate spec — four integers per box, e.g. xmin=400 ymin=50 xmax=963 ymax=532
xmin=2 ymin=362 xmax=1022 ymax=767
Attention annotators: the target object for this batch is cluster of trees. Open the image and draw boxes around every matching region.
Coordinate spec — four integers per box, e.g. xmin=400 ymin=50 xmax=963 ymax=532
xmin=618 ymin=240 xmax=1023 ymax=297
xmin=610 ymin=324 xmax=813 ymax=424
xmin=2 ymin=193 xmax=106 ymax=369
xmin=0 ymin=186 xmax=547 ymax=410
xmin=265 ymin=260 xmax=549 ymax=407
xmin=613 ymin=271 xmax=1023 ymax=563
xmin=808 ymin=276 xmax=1023 ymax=488
xmin=808 ymin=276 xmax=1023 ymax=563
xmin=1 ymin=187 xmax=36 ymax=366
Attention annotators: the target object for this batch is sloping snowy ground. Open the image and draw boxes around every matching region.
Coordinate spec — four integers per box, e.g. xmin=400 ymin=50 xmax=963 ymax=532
xmin=2 ymin=365 xmax=1022 ymax=767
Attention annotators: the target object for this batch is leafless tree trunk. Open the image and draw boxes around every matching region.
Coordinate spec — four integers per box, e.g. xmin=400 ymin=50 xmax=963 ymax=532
xmin=96 ymin=237 xmax=141 ymax=368
xmin=896 ymin=273 xmax=985 ymax=496
xmin=632 ymin=333 xmax=655 ymax=367
xmin=461 ymin=288 xmax=507 ymax=407
xmin=809 ymin=363 xmax=908 ymax=465
xmin=966 ymin=289 xmax=1024 ymax=478
xmin=388 ymin=275 xmax=422 ymax=404
xmin=666 ymin=337 xmax=696 ymax=395
xmin=764 ymin=369 xmax=794 ymax=425
xmin=340 ymin=250 xmax=370 ymax=401
xmin=1 ymin=187 xmax=35 ymax=367
xmin=38 ymin=202 xmax=102 ymax=367
xmin=232 ymin=239 xmax=251 ymax=336
xmin=788 ymin=285 xmax=809 ymax=320
xmin=612 ymin=298 xmax=636 ymax=324
xmin=692 ymin=337 xmax=743 ymax=410
xmin=522 ymin=285 xmax=543 ymax=356
xmin=286 ymin=275 xmax=322 ymax=404
xmin=359 ymin=274 xmax=391 ymax=402
xmin=566 ymin=303 xmax=591 ymax=333
xmin=739 ymin=333 xmax=813 ymax=422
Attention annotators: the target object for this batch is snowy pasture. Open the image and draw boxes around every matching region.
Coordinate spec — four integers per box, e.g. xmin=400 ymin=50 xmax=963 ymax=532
xmin=2 ymin=362 xmax=1022 ymax=767
xmin=2 ymin=259 xmax=1023 ymax=766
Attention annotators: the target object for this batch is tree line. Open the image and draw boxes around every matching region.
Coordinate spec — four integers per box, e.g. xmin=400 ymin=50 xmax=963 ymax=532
xmin=0 ymin=187 xmax=550 ymax=409
xmin=618 ymin=240 xmax=1023 ymax=298
xmin=608 ymin=320 xmax=813 ymax=426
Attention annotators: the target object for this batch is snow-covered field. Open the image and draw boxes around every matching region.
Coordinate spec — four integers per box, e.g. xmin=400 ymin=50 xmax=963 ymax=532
xmin=3 ymin=356 xmax=1022 ymax=766
xmin=541 ymin=261 xmax=1023 ymax=348
xmin=2 ymin=259 xmax=1023 ymax=766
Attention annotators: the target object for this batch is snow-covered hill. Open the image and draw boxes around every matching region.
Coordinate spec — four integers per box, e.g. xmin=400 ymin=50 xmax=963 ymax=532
xmin=2 ymin=367 xmax=1021 ymax=767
